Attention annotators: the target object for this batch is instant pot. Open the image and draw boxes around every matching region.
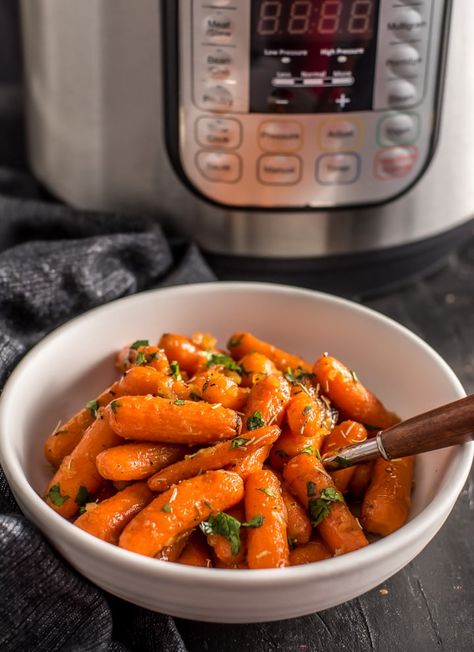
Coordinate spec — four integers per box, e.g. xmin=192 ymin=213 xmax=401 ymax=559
xmin=20 ymin=1 xmax=474 ymax=291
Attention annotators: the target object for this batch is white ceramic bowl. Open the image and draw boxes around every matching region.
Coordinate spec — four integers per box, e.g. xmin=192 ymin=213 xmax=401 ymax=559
xmin=0 ymin=282 xmax=472 ymax=623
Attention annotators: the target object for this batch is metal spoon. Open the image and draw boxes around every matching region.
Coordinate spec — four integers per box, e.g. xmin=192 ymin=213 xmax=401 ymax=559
xmin=323 ymin=394 xmax=474 ymax=471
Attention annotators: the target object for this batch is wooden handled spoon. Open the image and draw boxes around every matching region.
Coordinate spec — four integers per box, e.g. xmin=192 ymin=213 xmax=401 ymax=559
xmin=323 ymin=394 xmax=474 ymax=471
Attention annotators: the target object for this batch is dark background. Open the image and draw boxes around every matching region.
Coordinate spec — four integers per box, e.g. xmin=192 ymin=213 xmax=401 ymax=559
xmin=1 ymin=1 xmax=473 ymax=650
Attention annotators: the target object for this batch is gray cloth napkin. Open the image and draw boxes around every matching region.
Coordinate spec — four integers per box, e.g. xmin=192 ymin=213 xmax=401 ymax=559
xmin=0 ymin=170 xmax=215 ymax=651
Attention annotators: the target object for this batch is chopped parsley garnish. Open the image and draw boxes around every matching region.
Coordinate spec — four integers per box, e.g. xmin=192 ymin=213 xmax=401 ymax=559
xmin=301 ymin=445 xmax=314 ymax=456
xmin=227 ymin=336 xmax=243 ymax=348
xmin=130 ymin=340 xmax=149 ymax=350
xmin=161 ymin=504 xmax=172 ymax=513
xmin=284 ymin=367 xmax=315 ymax=384
xmin=308 ymin=487 xmax=344 ymax=527
xmin=206 ymin=352 xmax=242 ymax=374
xmin=350 ymin=370 xmax=359 ymax=383
xmin=200 ymin=512 xmax=242 ymax=555
xmin=173 ymin=399 xmax=186 ymax=406
xmin=110 ymin=400 xmax=122 ymax=414
xmin=86 ymin=400 xmax=99 ymax=419
xmin=170 ymin=360 xmax=182 ymax=381
xmin=188 ymin=392 xmax=202 ymax=402
xmin=246 ymin=410 xmax=265 ymax=431
xmin=75 ymin=485 xmax=91 ymax=507
xmin=257 ymin=487 xmax=275 ymax=498
xmin=204 ymin=500 xmax=213 ymax=511
xmin=242 ymin=515 xmax=264 ymax=529
xmin=315 ymin=449 xmax=323 ymax=463
xmin=229 ymin=437 xmax=251 ymax=450
xmin=306 ymin=480 xmax=317 ymax=497
xmin=302 ymin=405 xmax=312 ymax=417
xmin=334 ymin=456 xmax=351 ymax=469
xmin=47 ymin=484 xmax=69 ymax=507
xmin=135 ymin=351 xmax=147 ymax=365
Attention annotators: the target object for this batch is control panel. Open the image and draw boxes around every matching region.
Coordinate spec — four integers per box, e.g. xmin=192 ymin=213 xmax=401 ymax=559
xmin=177 ymin=1 xmax=446 ymax=208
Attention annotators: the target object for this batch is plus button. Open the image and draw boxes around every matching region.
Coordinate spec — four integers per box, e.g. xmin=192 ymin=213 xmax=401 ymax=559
xmin=335 ymin=93 xmax=351 ymax=109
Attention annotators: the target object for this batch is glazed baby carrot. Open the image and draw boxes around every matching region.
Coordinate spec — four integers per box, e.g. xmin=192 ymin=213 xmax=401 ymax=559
xmin=239 ymin=352 xmax=279 ymax=388
xmin=289 ymin=538 xmax=332 ymax=566
xmin=312 ymin=355 xmax=399 ymax=429
xmin=96 ymin=442 xmax=186 ymax=482
xmin=228 ymin=332 xmax=312 ymax=374
xmin=119 ymin=470 xmax=244 ymax=557
xmin=361 ymin=456 xmax=414 ymax=536
xmin=245 ymin=469 xmax=289 ymax=569
xmin=226 ymin=444 xmax=270 ymax=479
xmin=283 ymin=454 xmax=368 ymax=555
xmin=286 ymin=392 xmax=333 ymax=444
xmin=243 ymin=373 xmax=291 ymax=432
xmin=322 ymin=421 xmax=368 ymax=494
xmin=349 ymin=461 xmax=375 ymax=499
xmin=107 ymin=396 xmax=241 ymax=445
xmin=269 ymin=429 xmax=319 ymax=471
xmin=44 ymin=409 xmax=122 ymax=518
xmin=159 ymin=333 xmax=210 ymax=375
xmin=192 ymin=369 xmax=249 ymax=411
xmin=148 ymin=425 xmax=280 ymax=492
xmin=74 ymin=481 xmax=153 ymax=544
xmin=116 ymin=342 xmax=170 ymax=374
xmin=177 ymin=531 xmax=213 ymax=567
xmin=282 ymin=483 xmax=312 ymax=547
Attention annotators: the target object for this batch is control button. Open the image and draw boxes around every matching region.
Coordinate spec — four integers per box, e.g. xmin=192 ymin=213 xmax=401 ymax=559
xmin=203 ymin=13 xmax=233 ymax=43
xmin=378 ymin=113 xmax=420 ymax=147
xmin=258 ymin=121 xmax=303 ymax=152
xmin=334 ymin=93 xmax=351 ymax=110
xmin=319 ymin=120 xmax=362 ymax=151
xmin=375 ymin=146 xmax=419 ymax=180
xmin=386 ymin=7 xmax=427 ymax=41
xmin=386 ymin=43 xmax=422 ymax=78
xmin=196 ymin=151 xmax=241 ymax=183
xmin=200 ymin=85 xmax=233 ymax=110
xmin=386 ymin=79 xmax=418 ymax=108
xmin=316 ymin=153 xmax=360 ymax=185
xmin=196 ymin=117 xmax=242 ymax=149
xmin=258 ymin=155 xmax=302 ymax=185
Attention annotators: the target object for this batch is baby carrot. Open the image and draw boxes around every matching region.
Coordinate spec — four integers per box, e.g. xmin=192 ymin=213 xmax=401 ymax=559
xmin=108 ymin=396 xmax=241 ymax=445
xmin=74 ymin=481 xmax=153 ymax=544
xmin=245 ymin=469 xmax=289 ymax=569
xmin=283 ymin=454 xmax=368 ymax=555
xmin=228 ymin=332 xmax=312 ymax=374
xmin=312 ymin=355 xmax=399 ymax=429
xmin=239 ymin=352 xmax=279 ymax=388
xmin=243 ymin=374 xmax=291 ymax=432
xmin=116 ymin=343 xmax=170 ymax=374
xmin=148 ymin=425 xmax=280 ymax=492
xmin=44 ymin=409 xmax=122 ymax=518
xmin=159 ymin=333 xmax=209 ymax=375
xmin=269 ymin=429 xmax=319 ymax=471
xmin=96 ymin=442 xmax=186 ymax=482
xmin=192 ymin=369 xmax=249 ymax=411
xmin=361 ymin=456 xmax=414 ymax=536
xmin=289 ymin=538 xmax=332 ymax=566
xmin=286 ymin=392 xmax=333 ymax=443
xmin=119 ymin=470 xmax=244 ymax=557
xmin=349 ymin=461 xmax=375 ymax=499
xmin=281 ymin=483 xmax=312 ymax=547
xmin=177 ymin=531 xmax=213 ymax=567
xmin=322 ymin=421 xmax=368 ymax=494
xmin=226 ymin=444 xmax=270 ymax=479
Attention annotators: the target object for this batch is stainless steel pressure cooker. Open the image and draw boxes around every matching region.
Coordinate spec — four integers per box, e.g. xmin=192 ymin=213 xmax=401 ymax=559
xmin=20 ymin=1 xmax=474 ymax=289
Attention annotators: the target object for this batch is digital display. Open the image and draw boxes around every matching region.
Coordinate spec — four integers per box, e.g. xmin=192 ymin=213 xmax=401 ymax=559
xmin=250 ymin=0 xmax=380 ymax=113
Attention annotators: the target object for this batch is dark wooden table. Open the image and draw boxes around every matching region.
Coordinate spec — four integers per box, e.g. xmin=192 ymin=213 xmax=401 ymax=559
xmin=176 ymin=234 xmax=474 ymax=651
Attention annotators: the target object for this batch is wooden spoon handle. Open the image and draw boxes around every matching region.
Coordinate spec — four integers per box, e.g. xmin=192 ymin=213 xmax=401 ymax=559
xmin=380 ymin=394 xmax=474 ymax=459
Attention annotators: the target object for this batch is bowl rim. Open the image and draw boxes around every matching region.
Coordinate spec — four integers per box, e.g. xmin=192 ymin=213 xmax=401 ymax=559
xmin=0 ymin=281 xmax=472 ymax=587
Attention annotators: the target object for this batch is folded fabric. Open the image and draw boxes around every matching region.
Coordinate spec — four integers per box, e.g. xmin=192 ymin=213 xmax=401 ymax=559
xmin=0 ymin=170 xmax=214 ymax=651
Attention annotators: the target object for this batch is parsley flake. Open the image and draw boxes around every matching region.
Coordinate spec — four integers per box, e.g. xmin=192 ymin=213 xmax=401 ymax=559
xmin=130 ymin=340 xmax=149 ymax=350
xmin=110 ymin=400 xmax=122 ymax=414
xmin=75 ymin=485 xmax=91 ymax=507
xmin=86 ymin=400 xmax=99 ymax=419
xmin=247 ymin=410 xmax=265 ymax=431
xmin=135 ymin=351 xmax=147 ymax=365
xmin=206 ymin=353 xmax=242 ymax=374
xmin=334 ymin=456 xmax=351 ymax=469
xmin=315 ymin=449 xmax=323 ymax=463
xmin=227 ymin=336 xmax=243 ymax=348
xmin=47 ymin=484 xmax=69 ymax=507
xmin=284 ymin=367 xmax=315 ymax=384
xmin=229 ymin=437 xmax=251 ymax=450
xmin=308 ymin=487 xmax=344 ymax=527
xmin=173 ymin=399 xmax=186 ymax=406
xmin=170 ymin=360 xmax=182 ymax=381
xmin=242 ymin=515 xmax=264 ymax=529
xmin=161 ymin=504 xmax=173 ymax=513
xmin=307 ymin=480 xmax=317 ymax=497
xmin=301 ymin=445 xmax=314 ymax=456
xmin=302 ymin=405 xmax=312 ymax=417
xmin=200 ymin=512 xmax=242 ymax=555
xmin=350 ymin=370 xmax=359 ymax=383
xmin=258 ymin=487 xmax=275 ymax=498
